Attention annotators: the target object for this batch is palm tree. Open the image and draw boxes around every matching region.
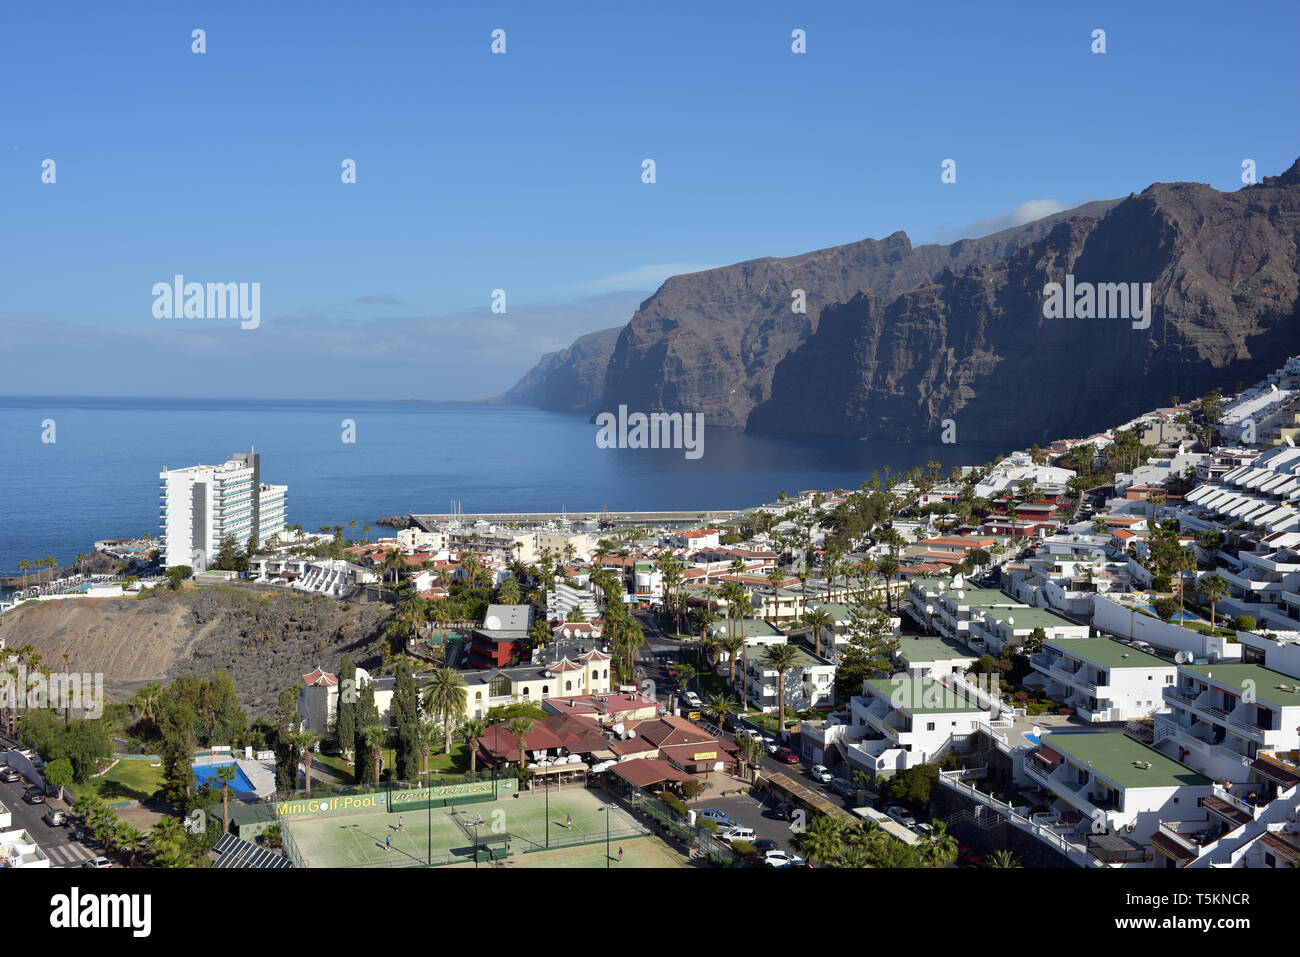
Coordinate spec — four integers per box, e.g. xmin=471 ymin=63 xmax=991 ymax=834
xmin=795 ymin=815 xmax=845 ymax=865
xmin=360 ymin=723 xmax=386 ymax=786
xmin=115 ymin=824 xmax=146 ymax=867
xmin=149 ymin=816 xmax=187 ymax=858
xmin=706 ymin=693 xmax=737 ymax=729
xmin=762 ymin=643 xmax=802 ymax=734
xmin=462 ymin=717 xmax=487 ymax=774
xmin=504 ymin=717 xmax=535 ymax=771
xmin=804 ymin=608 xmax=834 ymax=659
xmin=418 ymin=719 xmax=442 ymax=783
xmin=294 ymin=731 xmax=317 ymax=796
xmin=422 ymin=668 xmax=468 ymax=754
xmin=17 ymin=559 xmax=29 ymax=588
xmin=215 ymin=763 xmax=237 ymax=833
xmin=919 ymin=819 xmax=958 ymax=866
xmin=719 ymin=634 xmax=744 ymax=691
xmin=382 ymin=547 xmax=407 ymax=588
xmin=987 ymin=849 xmax=1021 ymax=868
xmin=1199 ymin=573 xmax=1230 ymax=631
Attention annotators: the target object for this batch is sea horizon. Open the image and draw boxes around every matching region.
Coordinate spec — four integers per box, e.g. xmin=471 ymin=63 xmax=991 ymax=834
xmin=0 ymin=394 xmax=1001 ymax=577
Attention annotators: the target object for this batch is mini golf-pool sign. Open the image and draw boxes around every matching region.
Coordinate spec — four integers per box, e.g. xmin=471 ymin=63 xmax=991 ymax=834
xmin=275 ymin=793 xmax=385 ymax=818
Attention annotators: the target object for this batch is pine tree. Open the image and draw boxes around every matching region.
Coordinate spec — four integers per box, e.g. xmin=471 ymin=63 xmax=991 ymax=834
xmin=392 ymin=658 xmax=420 ymax=783
xmin=336 ymin=655 xmax=357 ymax=759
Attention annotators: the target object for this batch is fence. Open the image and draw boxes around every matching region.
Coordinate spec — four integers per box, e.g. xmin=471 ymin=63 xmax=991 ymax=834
xmin=603 ymin=781 xmax=739 ymax=866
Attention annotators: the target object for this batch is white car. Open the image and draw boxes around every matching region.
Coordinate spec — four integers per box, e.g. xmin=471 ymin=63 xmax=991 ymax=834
xmin=808 ymin=764 xmax=833 ymax=784
xmin=763 ymin=737 xmax=780 ymax=754
xmin=764 ymin=849 xmax=805 ymax=868
xmin=682 ymin=691 xmax=702 ymax=708
xmin=718 ymin=826 xmax=756 ymax=843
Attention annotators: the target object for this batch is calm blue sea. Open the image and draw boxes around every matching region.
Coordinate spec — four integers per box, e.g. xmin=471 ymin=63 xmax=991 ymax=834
xmin=0 ymin=396 xmax=1000 ymax=581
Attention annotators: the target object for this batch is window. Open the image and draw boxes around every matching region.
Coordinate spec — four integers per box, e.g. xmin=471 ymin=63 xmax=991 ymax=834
xmin=565 ymin=681 xmax=572 ymax=691
xmin=926 ymin=722 xmax=935 ymax=731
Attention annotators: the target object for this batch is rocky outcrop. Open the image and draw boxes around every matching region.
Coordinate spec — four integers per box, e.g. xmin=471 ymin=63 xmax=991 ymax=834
xmin=496 ymin=325 xmax=622 ymax=414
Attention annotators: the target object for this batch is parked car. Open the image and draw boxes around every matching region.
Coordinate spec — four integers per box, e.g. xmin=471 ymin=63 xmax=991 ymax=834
xmin=43 ymin=809 xmax=67 ymax=827
xmin=697 ymin=808 xmax=736 ymax=828
xmin=764 ymin=849 xmax=805 ymax=868
xmin=912 ymin=822 xmax=933 ymax=838
xmin=717 ymin=826 xmax=756 ymax=844
xmin=752 ymin=838 xmax=779 ymax=853
xmin=775 ymin=746 xmax=801 ymax=765
xmin=769 ymin=802 xmax=792 ymax=821
xmin=23 ymin=787 xmax=46 ymax=805
xmin=763 ymin=738 xmax=781 ymax=755
xmin=808 ymin=764 xmax=833 ymax=784
xmin=0 ymin=768 xmax=21 ymax=783
xmin=886 ymin=805 xmax=917 ymax=829
xmin=957 ymin=843 xmax=985 ymax=867
xmin=81 ymin=856 xmax=112 ymax=869
xmin=830 ymin=778 xmax=857 ymax=799
xmin=682 ymin=691 xmax=702 ymax=709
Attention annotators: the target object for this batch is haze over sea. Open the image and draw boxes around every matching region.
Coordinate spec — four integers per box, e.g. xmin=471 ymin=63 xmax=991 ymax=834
xmin=0 ymin=396 xmax=1000 ymax=577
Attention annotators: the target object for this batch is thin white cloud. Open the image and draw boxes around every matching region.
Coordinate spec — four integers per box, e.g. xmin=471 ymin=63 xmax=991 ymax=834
xmin=584 ymin=263 xmax=716 ymax=289
xmin=932 ymin=199 xmax=1071 ymax=244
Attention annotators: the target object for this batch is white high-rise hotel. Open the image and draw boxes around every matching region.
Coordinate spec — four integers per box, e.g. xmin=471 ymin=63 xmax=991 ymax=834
xmin=160 ymin=449 xmax=287 ymax=570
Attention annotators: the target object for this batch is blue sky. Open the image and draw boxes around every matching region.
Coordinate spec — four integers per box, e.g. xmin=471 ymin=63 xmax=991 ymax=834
xmin=2 ymin=0 xmax=1297 ymax=398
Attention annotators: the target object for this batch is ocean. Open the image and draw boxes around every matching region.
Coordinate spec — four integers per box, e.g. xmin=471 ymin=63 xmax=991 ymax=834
xmin=0 ymin=396 xmax=1001 ymax=579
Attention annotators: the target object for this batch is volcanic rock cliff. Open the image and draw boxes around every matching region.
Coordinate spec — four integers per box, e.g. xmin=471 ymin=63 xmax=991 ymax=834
xmin=501 ymin=159 xmax=1300 ymax=446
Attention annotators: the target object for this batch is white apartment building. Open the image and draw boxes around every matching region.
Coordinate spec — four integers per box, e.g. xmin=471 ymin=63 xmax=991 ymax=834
xmin=736 ymin=641 xmax=835 ymax=714
xmin=160 ymin=449 xmax=286 ymax=570
xmin=1028 ymin=637 xmax=1175 ymax=723
xmin=1025 ymin=731 xmax=1214 ymax=846
xmin=966 ymin=604 xmax=1089 ymax=655
xmin=844 ymin=677 xmax=991 ymax=775
xmin=547 ymin=580 xmax=600 ymax=622
xmin=1153 ymin=662 xmax=1300 ymax=783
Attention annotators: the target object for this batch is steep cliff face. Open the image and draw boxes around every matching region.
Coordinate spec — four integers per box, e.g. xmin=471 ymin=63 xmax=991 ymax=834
xmin=598 ymin=202 xmax=1120 ymax=428
xmin=751 ymin=161 xmax=1300 ymax=446
xmin=501 ymin=160 xmax=1300 ymax=445
xmin=497 ymin=326 xmax=622 ymax=413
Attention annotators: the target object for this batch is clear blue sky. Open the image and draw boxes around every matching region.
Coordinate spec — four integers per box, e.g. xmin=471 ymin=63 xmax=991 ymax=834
xmin=2 ymin=0 xmax=1297 ymax=398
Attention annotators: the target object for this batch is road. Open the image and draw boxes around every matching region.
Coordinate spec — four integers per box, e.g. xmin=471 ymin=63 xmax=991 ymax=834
xmin=0 ymin=739 xmax=100 ymax=867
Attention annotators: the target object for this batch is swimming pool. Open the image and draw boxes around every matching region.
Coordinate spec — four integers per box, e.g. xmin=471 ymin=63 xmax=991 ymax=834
xmin=194 ymin=762 xmax=257 ymax=793
xmin=1140 ymin=605 xmax=1199 ymax=622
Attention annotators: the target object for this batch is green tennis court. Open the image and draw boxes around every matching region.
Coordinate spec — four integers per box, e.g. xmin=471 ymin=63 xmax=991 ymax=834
xmin=283 ymin=785 xmax=646 ymax=867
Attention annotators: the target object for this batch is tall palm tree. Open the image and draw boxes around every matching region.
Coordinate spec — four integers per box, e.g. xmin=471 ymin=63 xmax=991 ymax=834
xmin=1199 ymin=573 xmax=1230 ymax=631
xmin=462 ymin=717 xmax=487 ymax=774
xmin=360 ymin=723 xmax=385 ymax=787
xmin=719 ymin=634 xmax=744 ymax=691
xmin=215 ymin=763 xmax=237 ymax=832
xmin=17 ymin=559 xmax=29 ymax=588
xmin=987 ymin=849 xmax=1021 ymax=868
xmin=149 ymin=816 xmax=187 ymax=858
xmin=504 ymin=717 xmax=535 ymax=772
xmin=422 ymin=668 xmax=468 ymax=754
xmin=762 ymin=643 xmax=802 ymax=733
xmin=804 ymin=609 xmax=834 ymax=659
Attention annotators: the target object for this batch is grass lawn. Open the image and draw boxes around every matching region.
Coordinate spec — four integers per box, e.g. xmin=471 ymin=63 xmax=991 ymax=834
xmin=73 ymin=759 xmax=165 ymax=804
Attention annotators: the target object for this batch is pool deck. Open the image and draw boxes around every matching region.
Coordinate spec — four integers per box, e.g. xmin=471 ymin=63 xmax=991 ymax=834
xmin=193 ymin=754 xmax=278 ymax=799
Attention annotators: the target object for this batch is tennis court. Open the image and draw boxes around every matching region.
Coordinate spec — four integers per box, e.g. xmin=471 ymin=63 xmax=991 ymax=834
xmin=283 ymin=785 xmax=646 ymax=867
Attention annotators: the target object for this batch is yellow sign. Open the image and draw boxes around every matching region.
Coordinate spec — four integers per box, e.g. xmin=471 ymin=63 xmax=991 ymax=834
xmin=692 ymin=751 xmax=717 ymax=761
xmin=274 ymin=793 xmax=383 ymax=818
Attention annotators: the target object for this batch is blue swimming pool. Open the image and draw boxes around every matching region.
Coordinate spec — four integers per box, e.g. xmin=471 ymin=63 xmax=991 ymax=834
xmin=194 ymin=762 xmax=256 ymax=793
xmin=1141 ymin=605 xmax=1199 ymax=622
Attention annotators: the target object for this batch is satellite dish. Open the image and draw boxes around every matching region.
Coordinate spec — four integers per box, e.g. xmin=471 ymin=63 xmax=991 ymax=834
xmin=1032 ymin=725 xmax=1041 ymax=737
xmin=1007 ymin=617 xmax=1015 ymax=626
xmin=1174 ymin=650 xmax=1189 ymax=664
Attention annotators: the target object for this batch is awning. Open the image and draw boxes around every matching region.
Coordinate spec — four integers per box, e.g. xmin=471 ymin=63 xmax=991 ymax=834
xmin=1251 ymin=756 xmax=1300 ymax=789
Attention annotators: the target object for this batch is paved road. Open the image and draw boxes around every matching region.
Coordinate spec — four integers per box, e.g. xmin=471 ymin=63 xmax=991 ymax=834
xmin=0 ymin=742 xmax=100 ymax=867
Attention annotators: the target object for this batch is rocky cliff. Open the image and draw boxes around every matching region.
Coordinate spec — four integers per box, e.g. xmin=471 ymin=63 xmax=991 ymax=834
xmin=501 ymin=158 xmax=1300 ymax=446
xmin=495 ymin=325 xmax=623 ymax=414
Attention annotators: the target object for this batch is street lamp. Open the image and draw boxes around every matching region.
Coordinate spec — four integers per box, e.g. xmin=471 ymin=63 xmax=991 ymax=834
xmin=598 ymin=804 xmax=611 ymax=868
